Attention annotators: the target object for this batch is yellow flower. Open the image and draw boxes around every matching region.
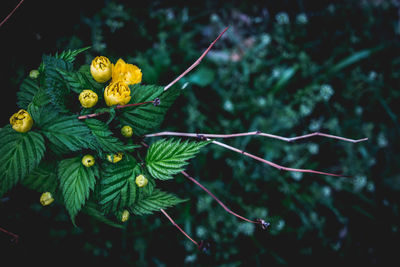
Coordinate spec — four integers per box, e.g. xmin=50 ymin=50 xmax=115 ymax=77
xmin=82 ymin=154 xmax=95 ymax=167
xmin=40 ymin=192 xmax=54 ymax=206
xmin=111 ymin=58 xmax=142 ymax=86
xmin=121 ymin=209 xmax=130 ymax=222
xmin=107 ymin=152 xmax=123 ymax=163
xmin=121 ymin=125 xmax=133 ymax=138
xmin=79 ymin=89 xmax=98 ymax=108
xmin=104 ymin=81 xmax=131 ymax=106
xmin=90 ymin=56 xmax=113 ymax=83
xmin=29 ymin=69 xmax=40 ymax=79
xmin=135 ymin=174 xmax=148 ymax=188
xmin=9 ymin=109 xmax=33 ymax=133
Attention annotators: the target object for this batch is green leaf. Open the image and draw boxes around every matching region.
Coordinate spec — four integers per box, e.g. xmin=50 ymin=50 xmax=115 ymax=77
xmin=130 ymin=189 xmax=187 ymax=216
xmin=0 ymin=126 xmax=46 ymax=196
xmin=81 ymin=201 xmax=124 ymax=229
xmin=22 ymin=162 xmax=58 ymax=194
xmin=145 ymin=138 xmax=210 ymax=180
xmin=119 ymin=84 xmax=181 ymax=136
xmin=58 ymin=156 xmax=97 ymax=222
xmin=17 ymin=78 xmax=40 ymax=109
xmin=55 ymin=47 xmax=91 ymax=63
xmin=99 ymin=155 xmax=141 ymax=213
xmin=39 ymin=112 xmax=95 ymax=154
xmin=85 ymin=118 xmax=135 ymax=154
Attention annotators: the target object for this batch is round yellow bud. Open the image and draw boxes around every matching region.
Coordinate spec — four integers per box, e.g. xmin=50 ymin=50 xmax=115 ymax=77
xmin=121 ymin=209 xmax=130 ymax=222
xmin=111 ymin=58 xmax=142 ymax=86
xmin=9 ymin=109 xmax=33 ymax=133
xmin=104 ymin=81 xmax=131 ymax=106
xmin=90 ymin=56 xmax=113 ymax=83
xmin=107 ymin=152 xmax=123 ymax=163
xmin=29 ymin=69 xmax=40 ymax=79
xmin=121 ymin=125 xmax=133 ymax=138
xmin=40 ymin=192 xmax=54 ymax=206
xmin=135 ymin=174 xmax=148 ymax=188
xmin=79 ymin=89 xmax=98 ymax=108
xmin=82 ymin=154 xmax=95 ymax=167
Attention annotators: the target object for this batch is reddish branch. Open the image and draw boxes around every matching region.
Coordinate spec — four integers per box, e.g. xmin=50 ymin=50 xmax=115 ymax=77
xmin=0 ymin=0 xmax=24 ymax=28
xmin=0 ymin=226 xmax=19 ymax=243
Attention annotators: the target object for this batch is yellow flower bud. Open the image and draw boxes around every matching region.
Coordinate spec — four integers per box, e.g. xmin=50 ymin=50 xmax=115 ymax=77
xmin=121 ymin=125 xmax=133 ymax=138
xmin=104 ymin=81 xmax=131 ymax=106
xmin=9 ymin=109 xmax=33 ymax=133
xmin=79 ymin=89 xmax=98 ymax=108
xmin=135 ymin=174 xmax=148 ymax=188
xmin=111 ymin=58 xmax=142 ymax=86
xmin=82 ymin=154 xmax=95 ymax=167
xmin=40 ymin=192 xmax=54 ymax=206
xmin=107 ymin=152 xmax=123 ymax=163
xmin=90 ymin=56 xmax=113 ymax=83
xmin=121 ymin=209 xmax=130 ymax=222
xmin=29 ymin=69 xmax=40 ymax=79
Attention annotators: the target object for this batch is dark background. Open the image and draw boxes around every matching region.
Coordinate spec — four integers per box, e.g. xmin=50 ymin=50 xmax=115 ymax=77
xmin=1 ymin=0 xmax=400 ymax=266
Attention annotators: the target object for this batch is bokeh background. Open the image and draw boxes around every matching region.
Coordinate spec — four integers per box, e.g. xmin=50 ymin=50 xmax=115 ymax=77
xmin=1 ymin=0 xmax=399 ymax=265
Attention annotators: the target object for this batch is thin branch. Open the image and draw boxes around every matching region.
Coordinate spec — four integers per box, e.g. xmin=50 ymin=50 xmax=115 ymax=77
xmin=0 ymin=226 xmax=19 ymax=243
xmin=160 ymin=208 xmax=198 ymax=246
xmin=163 ymin=27 xmax=229 ymax=91
xmin=0 ymin=0 xmax=24 ymax=28
xmin=181 ymin=171 xmax=263 ymax=225
xmin=145 ymin=130 xmax=368 ymax=143
xmin=211 ymin=139 xmax=346 ymax=177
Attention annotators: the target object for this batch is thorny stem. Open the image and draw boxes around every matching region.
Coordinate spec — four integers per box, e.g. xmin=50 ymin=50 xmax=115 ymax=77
xmin=181 ymin=171 xmax=262 ymax=225
xmin=0 ymin=226 xmax=19 ymax=243
xmin=145 ymin=131 xmax=368 ymax=143
xmin=0 ymin=0 xmax=24 ymax=28
xmin=160 ymin=208 xmax=199 ymax=246
xmin=163 ymin=27 xmax=229 ymax=91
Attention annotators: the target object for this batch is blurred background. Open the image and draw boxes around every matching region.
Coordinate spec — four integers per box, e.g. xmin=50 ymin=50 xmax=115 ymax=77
xmin=1 ymin=0 xmax=399 ymax=265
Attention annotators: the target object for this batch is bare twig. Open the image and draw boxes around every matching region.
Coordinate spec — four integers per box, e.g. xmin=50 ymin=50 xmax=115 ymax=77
xmin=160 ymin=208 xmax=198 ymax=246
xmin=0 ymin=0 xmax=24 ymax=28
xmin=0 ymin=226 xmax=19 ymax=243
xmin=163 ymin=27 xmax=229 ymax=91
xmin=145 ymin=130 xmax=368 ymax=143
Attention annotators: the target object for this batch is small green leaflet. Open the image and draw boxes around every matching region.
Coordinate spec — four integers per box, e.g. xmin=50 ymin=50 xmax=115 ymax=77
xmin=99 ymin=155 xmax=141 ymax=213
xmin=17 ymin=77 xmax=40 ymax=109
xmin=58 ymin=156 xmax=97 ymax=222
xmin=130 ymin=189 xmax=187 ymax=216
xmin=55 ymin=47 xmax=91 ymax=63
xmin=81 ymin=201 xmax=124 ymax=229
xmin=119 ymin=84 xmax=181 ymax=136
xmin=145 ymin=138 xmax=210 ymax=180
xmin=85 ymin=118 xmax=137 ymax=154
xmin=0 ymin=126 xmax=46 ymax=196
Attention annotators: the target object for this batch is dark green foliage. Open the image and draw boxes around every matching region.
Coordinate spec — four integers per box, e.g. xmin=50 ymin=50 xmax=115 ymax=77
xmin=22 ymin=162 xmax=58 ymax=194
xmin=58 ymin=156 xmax=97 ymax=221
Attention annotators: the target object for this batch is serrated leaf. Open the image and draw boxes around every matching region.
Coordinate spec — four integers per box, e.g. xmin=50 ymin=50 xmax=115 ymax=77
xmin=119 ymin=84 xmax=180 ymax=136
xmin=85 ymin=118 xmax=137 ymax=153
xmin=0 ymin=126 xmax=46 ymax=196
xmin=55 ymin=47 xmax=91 ymax=63
xmin=99 ymin=155 xmax=141 ymax=213
xmin=145 ymin=138 xmax=209 ymax=180
xmin=130 ymin=189 xmax=186 ymax=216
xmin=17 ymin=78 xmax=40 ymax=109
xmin=22 ymin=162 xmax=58 ymax=194
xmin=81 ymin=201 xmax=124 ymax=229
xmin=58 ymin=156 xmax=97 ymax=222
xmin=39 ymin=112 xmax=95 ymax=154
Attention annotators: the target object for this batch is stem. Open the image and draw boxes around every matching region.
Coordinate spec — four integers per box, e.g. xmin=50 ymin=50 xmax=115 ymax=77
xmin=77 ymin=100 xmax=154 ymax=120
xmin=181 ymin=171 xmax=260 ymax=225
xmin=163 ymin=27 xmax=229 ymax=91
xmin=145 ymin=131 xmax=368 ymax=143
xmin=0 ymin=226 xmax=19 ymax=243
xmin=0 ymin=0 xmax=24 ymax=28
xmin=211 ymin=139 xmax=346 ymax=177
xmin=160 ymin=209 xmax=198 ymax=246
